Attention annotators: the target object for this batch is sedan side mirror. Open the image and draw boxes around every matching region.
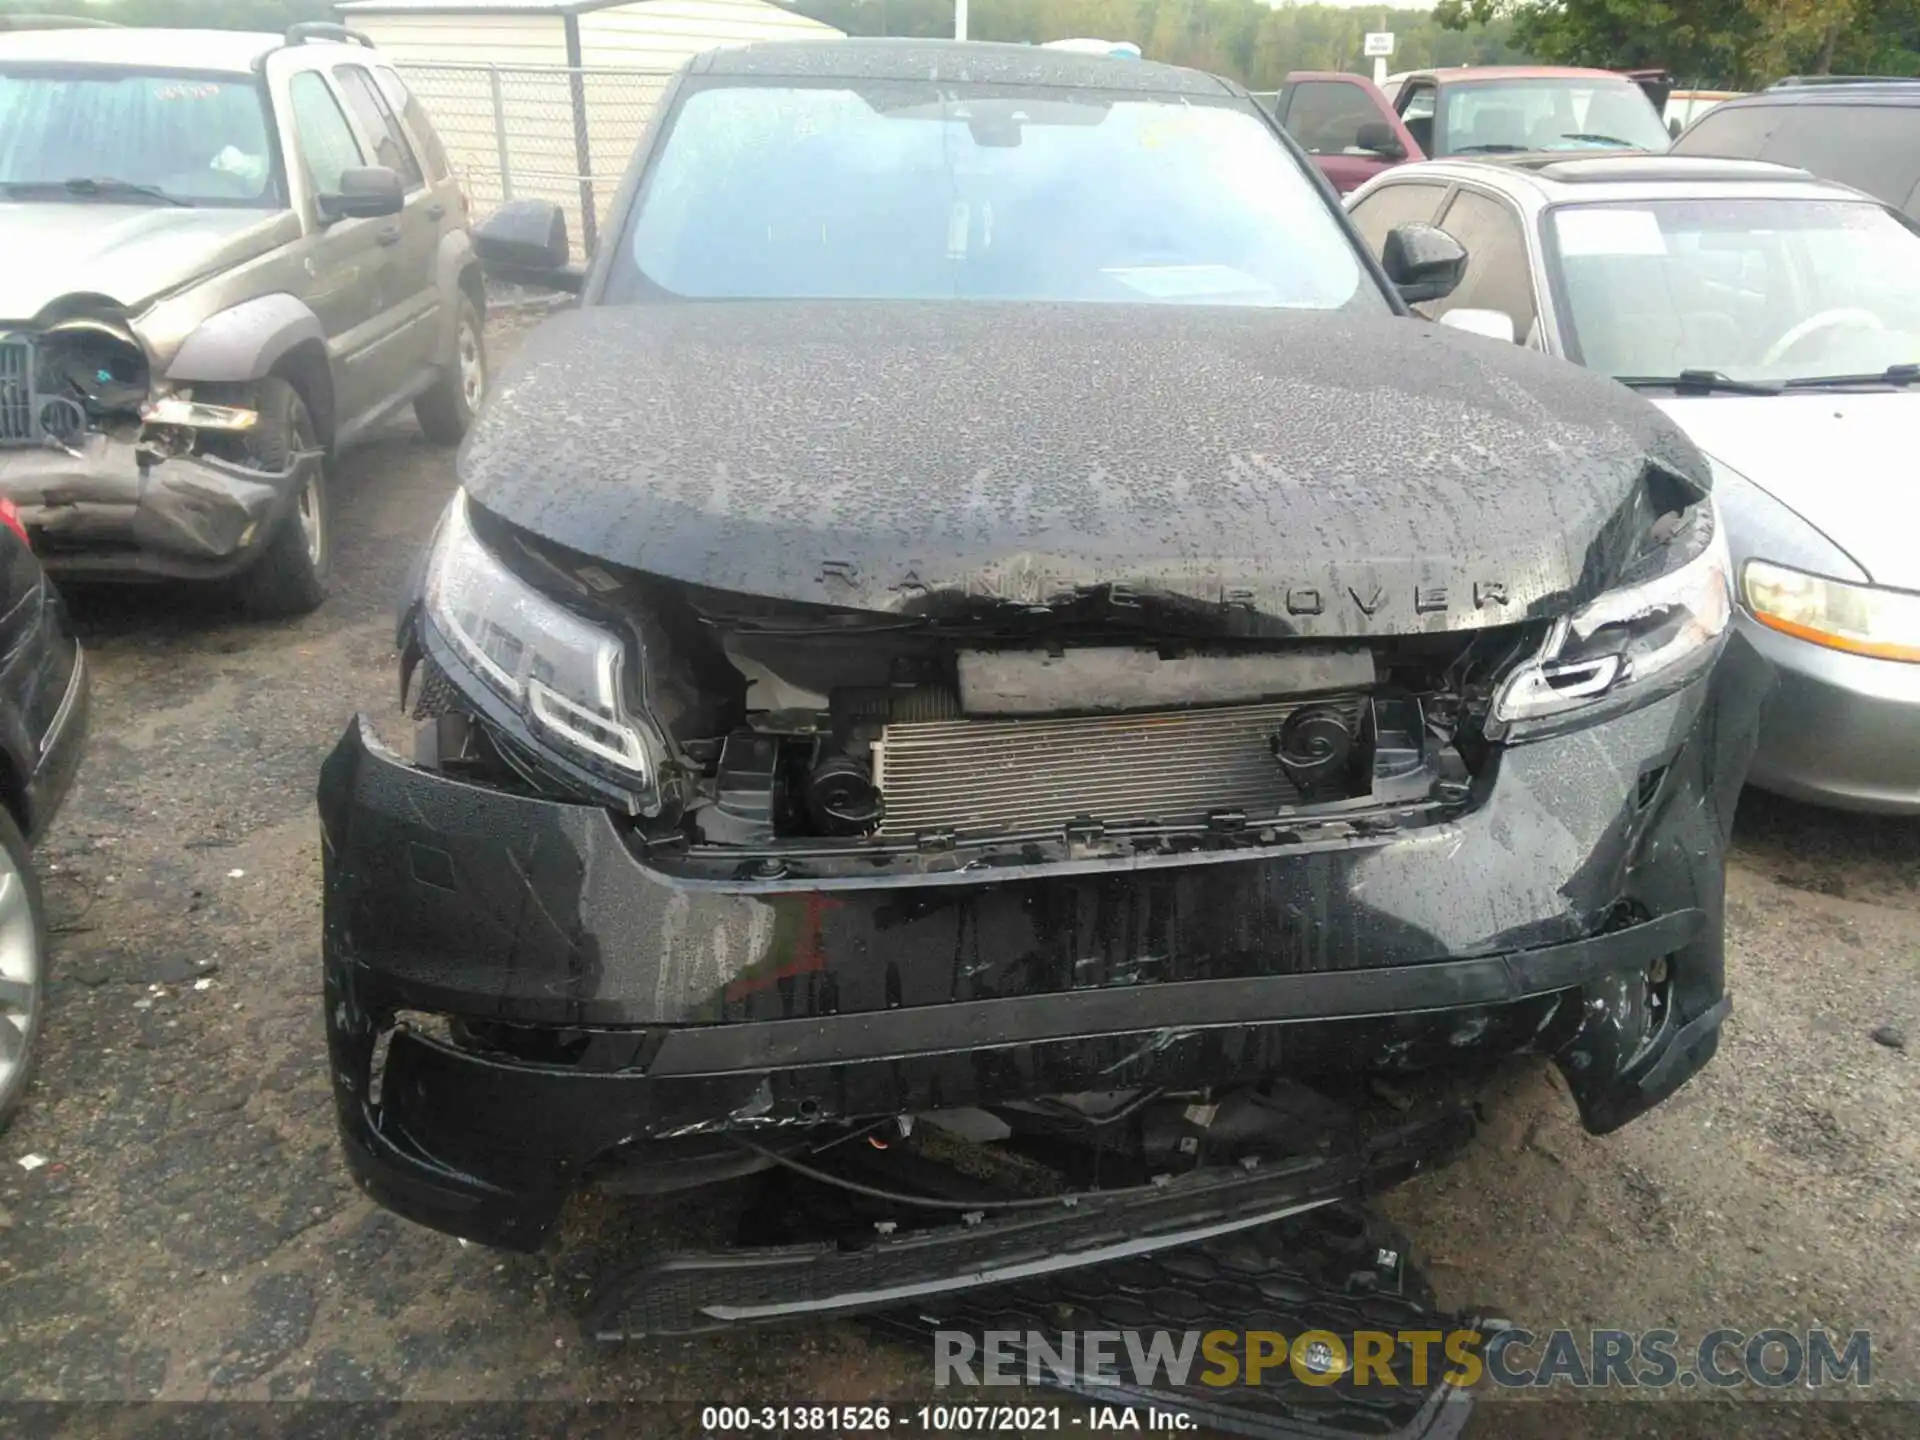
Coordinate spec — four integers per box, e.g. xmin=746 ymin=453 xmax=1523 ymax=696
xmin=1438 ymin=308 xmax=1518 ymax=344
xmin=1355 ymin=120 xmax=1406 ymax=159
xmin=475 ymin=199 xmax=584 ymax=294
xmin=318 ymin=165 xmax=403 ymax=222
xmin=1381 ymin=222 xmax=1467 ymax=304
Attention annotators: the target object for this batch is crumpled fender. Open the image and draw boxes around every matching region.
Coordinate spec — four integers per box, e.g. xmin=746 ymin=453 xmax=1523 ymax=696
xmin=165 ymin=292 xmax=325 ymax=384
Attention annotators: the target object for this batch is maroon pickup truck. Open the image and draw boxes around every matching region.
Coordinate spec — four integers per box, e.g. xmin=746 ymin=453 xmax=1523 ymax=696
xmin=1274 ymin=66 xmax=1674 ymax=193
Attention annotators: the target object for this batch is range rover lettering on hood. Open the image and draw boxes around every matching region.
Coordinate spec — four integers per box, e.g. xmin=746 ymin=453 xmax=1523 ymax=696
xmin=460 ymin=303 xmax=1710 ymax=636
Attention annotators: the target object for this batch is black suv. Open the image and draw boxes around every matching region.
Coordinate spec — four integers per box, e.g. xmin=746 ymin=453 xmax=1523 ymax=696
xmin=1672 ymin=77 xmax=1920 ymax=219
xmin=317 ymin=40 xmax=1771 ymax=1333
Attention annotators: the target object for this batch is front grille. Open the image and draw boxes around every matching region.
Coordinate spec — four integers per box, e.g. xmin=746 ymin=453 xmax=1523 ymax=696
xmin=0 ymin=337 xmax=32 ymax=445
xmin=870 ymin=696 xmax=1366 ymax=837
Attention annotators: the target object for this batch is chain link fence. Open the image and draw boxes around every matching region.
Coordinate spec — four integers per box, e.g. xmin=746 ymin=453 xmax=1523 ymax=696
xmin=398 ymin=61 xmax=674 ymax=262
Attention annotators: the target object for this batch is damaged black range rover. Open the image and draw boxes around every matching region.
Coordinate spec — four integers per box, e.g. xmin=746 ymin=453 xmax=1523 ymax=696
xmin=319 ymin=41 xmax=1767 ymax=1327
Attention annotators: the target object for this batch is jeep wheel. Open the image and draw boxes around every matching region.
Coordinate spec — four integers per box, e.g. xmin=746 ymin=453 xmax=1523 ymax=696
xmin=232 ymin=377 xmax=331 ymax=619
xmin=415 ymin=294 xmax=486 ymax=445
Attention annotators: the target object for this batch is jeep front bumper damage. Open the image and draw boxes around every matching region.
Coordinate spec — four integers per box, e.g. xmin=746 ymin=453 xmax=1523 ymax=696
xmin=0 ymin=433 xmax=313 ymax=580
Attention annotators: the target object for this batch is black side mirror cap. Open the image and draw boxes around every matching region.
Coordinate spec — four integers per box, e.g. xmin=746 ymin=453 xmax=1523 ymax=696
xmin=1382 ymin=222 xmax=1467 ymax=304
xmin=318 ymin=165 xmax=403 ymax=221
xmin=1355 ymin=120 xmax=1406 ymax=159
xmin=474 ymin=200 xmax=585 ymax=294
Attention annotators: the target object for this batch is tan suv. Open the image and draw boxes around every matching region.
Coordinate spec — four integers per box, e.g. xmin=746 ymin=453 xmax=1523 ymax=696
xmin=0 ymin=22 xmax=485 ymax=615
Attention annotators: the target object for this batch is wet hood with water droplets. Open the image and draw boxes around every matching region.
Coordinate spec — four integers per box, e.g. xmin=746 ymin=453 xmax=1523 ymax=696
xmin=459 ymin=302 xmax=1709 ymax=637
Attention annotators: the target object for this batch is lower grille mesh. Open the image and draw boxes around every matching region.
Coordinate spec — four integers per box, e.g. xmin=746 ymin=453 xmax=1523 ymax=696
xmin=871 ymin=697 xmax=1365 ymax=837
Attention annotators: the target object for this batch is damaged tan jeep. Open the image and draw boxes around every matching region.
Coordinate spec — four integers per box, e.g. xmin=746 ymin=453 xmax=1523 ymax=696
xmin=0 ymin=22 xmax=486 ymax=615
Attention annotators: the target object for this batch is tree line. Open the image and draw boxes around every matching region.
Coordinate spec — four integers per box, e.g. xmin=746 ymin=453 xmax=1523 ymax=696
xmin=4 ymin=0 xmax=1526 ymax=91
xmin=1435 ymin=0 xmax=1919 ymax=88
xmin=15 ymin=0 xmax=1912 ymax=89
xmin=791 ymin=1 xmax=1526 ymax=89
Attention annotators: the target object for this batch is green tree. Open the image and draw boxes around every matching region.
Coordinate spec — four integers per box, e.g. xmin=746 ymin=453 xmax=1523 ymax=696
xmin=1434 ymin=0 xmax=1920 ymax=86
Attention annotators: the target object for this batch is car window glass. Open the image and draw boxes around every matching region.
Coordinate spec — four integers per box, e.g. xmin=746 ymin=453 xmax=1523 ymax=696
xmin=611 ymin=83 xmax=1385 ymax=311
xmin=1437 ymin=79 xmax=1671 ymax=155
xmin=1548 ymin=197 xmax=1920 ymax=381
xmin=1429 ymin=189 xmax=1535 ymax=333
xmin=1399 ymin=84 xmax=1435 ymax=154
xmin=1755 ymin=106 xmax=1920 ymax=213
xmin=1669 ymin=103 xmax=1777 ymax=159
xmin=1282 ymin=82 xmax=1390 ymax=156
xmin=334 ymin=63 xmax=423 ymax=189
xmin=375 ymin=65 xmax=450 ymax=182
xmin=1349 ymin=181 xmax=1448 ymax=256
xmin=288 ymin=70 xmax=365 ymax=198
xmin=0 ymin=68 xmax=275 ymax=206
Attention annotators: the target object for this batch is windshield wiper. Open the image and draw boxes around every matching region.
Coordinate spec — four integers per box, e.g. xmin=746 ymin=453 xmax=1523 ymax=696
xmin=1615 ymin=369 xmax=1783 ymax=396
xmin=1556 ymin=133 xmax=1638 ymax=146
xmin=1 ymin=177 xmax=189 ymax=206
xmin=1453 ymin=143 xmax=1528 ymax=153
xmin=1782 ymin=363 xmax=1920 ymax=390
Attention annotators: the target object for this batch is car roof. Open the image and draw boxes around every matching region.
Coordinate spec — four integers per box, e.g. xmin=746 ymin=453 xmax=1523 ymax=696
xmin=1359 ymin=153 xmax=1881 ymax=211
xmin=694 ymin=38 xmax=1232 ymax=96
xmin=1708 ymin=81 xmax=1920 ymax=111
xmin=0 ymin=26 xmax=281 ymax=72
xmin=1417 ymin=66 xmax=1634 ymax=86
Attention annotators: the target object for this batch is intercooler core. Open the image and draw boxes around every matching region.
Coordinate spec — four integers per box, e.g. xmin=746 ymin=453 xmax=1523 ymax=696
xmin=869 ymin=694 xmax=1370 ymax=837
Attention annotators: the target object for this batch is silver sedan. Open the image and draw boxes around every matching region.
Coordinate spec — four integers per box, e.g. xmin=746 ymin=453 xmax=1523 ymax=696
xmin=1347 ymin=154 xmax=1920 ymax=813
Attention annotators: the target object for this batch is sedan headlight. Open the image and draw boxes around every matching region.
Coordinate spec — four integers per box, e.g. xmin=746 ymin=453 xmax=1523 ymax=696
xmin=423 ymin=490 xmax=662 ymax=803
xmin=1493 ymin=503 xmax=1732 ymax=731
xmin=1742 ymin=561 xmax=1920 ymax=664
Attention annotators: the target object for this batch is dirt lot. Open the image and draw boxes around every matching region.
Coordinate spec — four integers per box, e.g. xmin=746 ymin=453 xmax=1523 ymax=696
xmin=0 ymin=325 xmax=1915 ymax=1434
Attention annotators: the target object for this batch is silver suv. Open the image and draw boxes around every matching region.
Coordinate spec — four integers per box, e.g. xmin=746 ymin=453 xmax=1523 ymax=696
xmin=0 ymin=22 xmax=486 ymax=615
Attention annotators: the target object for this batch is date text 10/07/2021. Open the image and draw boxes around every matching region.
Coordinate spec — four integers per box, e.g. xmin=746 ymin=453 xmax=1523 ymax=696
xmin=699 ymin=1406 xmax=1195 ymax=1432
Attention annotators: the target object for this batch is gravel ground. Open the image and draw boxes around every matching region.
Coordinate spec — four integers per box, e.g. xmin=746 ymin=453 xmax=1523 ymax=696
xmin=0 ymin=326 xmax=1914 ymax=1435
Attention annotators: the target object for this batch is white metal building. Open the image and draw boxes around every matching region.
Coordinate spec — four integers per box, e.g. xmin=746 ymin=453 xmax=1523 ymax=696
xmin=333 ymin=0 xmax=844 ymax=253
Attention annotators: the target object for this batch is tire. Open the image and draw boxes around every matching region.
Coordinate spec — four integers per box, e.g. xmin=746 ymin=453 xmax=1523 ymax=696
xmin=0 ymin=806 xmax=50 ymax=1131
xmin=231 ymin=377 xmax=331 ymax=619
xmin=415 ymin=293 xmax=486 ymax=445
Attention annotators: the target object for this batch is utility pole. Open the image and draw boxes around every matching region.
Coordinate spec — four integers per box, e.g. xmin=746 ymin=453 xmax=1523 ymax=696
xmin=955 ymin=0 xmax=967 ymax=41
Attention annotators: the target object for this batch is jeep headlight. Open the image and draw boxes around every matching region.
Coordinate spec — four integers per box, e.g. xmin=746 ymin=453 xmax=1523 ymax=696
xmin=422 ymin=490 xmax=662 ymax=802
xmin=1742 ymin=561 xmax=1920 ymax=664
xmin=1493 ymin=502 xmax=1732 ymax=732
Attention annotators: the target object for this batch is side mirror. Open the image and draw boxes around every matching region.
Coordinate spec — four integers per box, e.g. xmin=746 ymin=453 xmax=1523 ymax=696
xmin=318 ymin=165 xmax=403 ymax=221
xmin=1355 ymin=121 xmax=1406 ymax=159
xmin=1381 ymin=222 xmax=1467 ymax=304
xmin=474 ymin=199 xmax=584 ymax=294
xmin=1438 ymin=308 xmax=1518 ymax=344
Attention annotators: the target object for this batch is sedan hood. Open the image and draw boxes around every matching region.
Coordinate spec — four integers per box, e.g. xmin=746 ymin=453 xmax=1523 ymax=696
xmin=1651 ymin=392 xmax=1920 ymax=590
xmin=0 ymin=202 xmax=292 ymax=320
xmin=460 ymin=303 xmax=1708 ymax=637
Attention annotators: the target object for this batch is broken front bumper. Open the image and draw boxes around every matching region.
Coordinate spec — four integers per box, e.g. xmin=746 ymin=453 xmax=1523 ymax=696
xmin=317 ymin=635 xmax=1769 ymax=1254
xmin=0 ymin=435 xmax=307 ymax=581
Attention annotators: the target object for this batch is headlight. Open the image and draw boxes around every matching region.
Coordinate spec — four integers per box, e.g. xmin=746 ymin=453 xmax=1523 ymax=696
xmin=422 ymin=490 xmax=662 ymax=801
xmin=1742 ymin=561 xmax=1920 ymax=664
xmin=1493 ymin=503 xmax=1732 ymax=730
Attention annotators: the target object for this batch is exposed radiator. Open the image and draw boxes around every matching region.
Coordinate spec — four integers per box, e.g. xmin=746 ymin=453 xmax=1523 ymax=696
xmin=870 ymin=697 xmax=1366 ymax=837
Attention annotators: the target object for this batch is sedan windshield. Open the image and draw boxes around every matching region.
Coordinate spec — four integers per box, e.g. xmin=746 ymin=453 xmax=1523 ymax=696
xmin=1439 ymin=79 xmax=1671 ymax=155
xmin=605 ymin=80 xmax=1382 ymax=310
xmin=0 ymin=65 xmax=276 ymax=207
xmin=1547 ymin=198 xmax=1920 ymax=384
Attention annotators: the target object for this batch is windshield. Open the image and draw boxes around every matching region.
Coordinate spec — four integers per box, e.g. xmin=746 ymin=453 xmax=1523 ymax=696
xmin=0 ymin=65 xmax=276 ymax=207
xmin=605 ymin=80 xmax=1382 ymax=310
xmin=1438 ymin=79 xmax=1671 ymax=155
xmin=1547 ymin=198 xmax=1920 ymax=383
